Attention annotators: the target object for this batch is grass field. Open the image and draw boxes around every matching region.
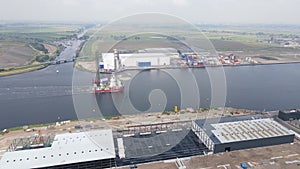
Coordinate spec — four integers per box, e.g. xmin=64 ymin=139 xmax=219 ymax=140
xmin=43 ymin=43 xmax=58 ymax=55
xmin=80 ymin=26 xmax=210 ymax=58
xmin=0 ymin=41 xmax=36 ymax=68
xmin=77 ymin=24 xmax=300 ymax=67
xmin=0 ymin=23 xmax=84 ymax=75
xmin=80 ymin=27 xmax=261 ymax=58
xmin=0 ymin=24 xmax=82 ymax=41
xmin=0 ymin=63 xmax=46 ymax=76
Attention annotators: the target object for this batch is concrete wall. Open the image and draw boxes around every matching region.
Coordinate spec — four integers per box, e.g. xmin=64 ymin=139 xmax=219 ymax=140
xmin=213 ymin=134 xmax=295 ymax=153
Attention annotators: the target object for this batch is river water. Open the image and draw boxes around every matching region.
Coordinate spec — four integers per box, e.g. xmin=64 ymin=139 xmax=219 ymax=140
xmin=1 ymin=45 xmax=300 ymax=129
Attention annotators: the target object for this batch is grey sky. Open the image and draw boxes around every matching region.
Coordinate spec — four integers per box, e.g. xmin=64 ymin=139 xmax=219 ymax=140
xmin=0 ymin=0 xmax=299 ymax=24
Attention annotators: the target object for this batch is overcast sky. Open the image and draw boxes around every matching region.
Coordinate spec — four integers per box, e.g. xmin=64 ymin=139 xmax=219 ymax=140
xmin=0 ymin=0 xmax=299 ymax=25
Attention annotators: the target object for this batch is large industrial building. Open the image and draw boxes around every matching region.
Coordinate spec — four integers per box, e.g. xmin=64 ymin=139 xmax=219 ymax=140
xmin=0 ymin=129 xmax=116 ymax=169
xmin=0 ymin=122 xmax=208 ymax=169
xmin=115 ymin=129 xmax=208 ymax=166
xmin=192 ymin=115 xmax=295 ymax=153
xmin=0 ymin=115 xmax=297 ymax=168
xmin=102 ymin=52 xmax=170 ymax=70
xmin=278 ymin=109 xmax=300 ymax=121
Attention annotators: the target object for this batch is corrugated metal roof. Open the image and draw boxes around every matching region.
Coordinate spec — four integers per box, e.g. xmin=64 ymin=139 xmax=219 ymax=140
xmin=211 ymin=118 xmax=293 ymax=143
xmin=194 ymin=115 xmax=294 ymax=144
xmin=0 ymin=129 xmax=115 ymax=169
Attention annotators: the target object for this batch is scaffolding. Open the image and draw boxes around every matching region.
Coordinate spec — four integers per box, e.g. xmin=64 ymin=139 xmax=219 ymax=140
xmin=116 ymin=120 xmax=192 ymax=136
xmin=7 ymin=135 xmax=55 ymax=152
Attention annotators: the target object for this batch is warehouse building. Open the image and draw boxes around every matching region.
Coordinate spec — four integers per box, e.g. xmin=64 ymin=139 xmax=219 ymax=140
xmin=192 ymin=115 xmax=295 ymax=153
xmin=0 ymin=129 xmax=116 ymax=169
xmin=102 ymin=52 xmax=170 ymax=70
xmin=115 ymin=129 xmax=208 ymax=166
xmin=278 ymin=109 xmax=300 ymax=121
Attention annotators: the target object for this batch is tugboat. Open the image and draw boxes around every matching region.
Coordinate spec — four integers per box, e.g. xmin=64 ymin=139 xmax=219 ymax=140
xmin=93 ymin=49 xmax=124 ymax=93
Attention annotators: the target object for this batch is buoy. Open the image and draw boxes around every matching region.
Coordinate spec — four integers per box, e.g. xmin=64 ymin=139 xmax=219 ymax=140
xmin=56 ymin=70 xmax=59 ymax=73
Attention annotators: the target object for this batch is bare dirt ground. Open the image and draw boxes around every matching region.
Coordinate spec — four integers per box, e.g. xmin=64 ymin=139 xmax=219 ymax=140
xmin=0 ymin=41 xmax=35 ymax=68
xmin=0 ymin=108 xmax=255 ymax=156
xmin=43 ymin=43 xmax=57 ymax=56
xmin=76 ymin=61 xmax=96 ymax=72
xmin=253 ymin=55 xmax=300 ymax=64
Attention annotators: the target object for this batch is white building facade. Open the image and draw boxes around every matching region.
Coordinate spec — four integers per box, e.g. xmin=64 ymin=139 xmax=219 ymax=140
xmin=102 ymin=53 xmax=170 ymax=70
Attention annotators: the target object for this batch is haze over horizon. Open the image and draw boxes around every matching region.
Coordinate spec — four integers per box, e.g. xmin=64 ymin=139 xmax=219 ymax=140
xmin=0 ymin=0 xmax=300 ymax=25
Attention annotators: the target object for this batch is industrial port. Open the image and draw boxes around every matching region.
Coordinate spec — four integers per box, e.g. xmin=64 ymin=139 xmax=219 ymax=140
xmin=0 ymin=108 xmax=299 ymax=169
xmin=2 ymin=1 xmax=300 ymax=169
xmin=79 ymin=48 xmax=260 ymax=75
xmin=2 ymin=39 xmax=300 ymax=169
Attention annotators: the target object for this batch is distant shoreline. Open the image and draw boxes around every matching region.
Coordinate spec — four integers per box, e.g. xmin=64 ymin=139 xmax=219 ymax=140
xmin=76 ymin=59 xmax=300 ymax=74
xmin=115 ymin=61 xmax=300 ymax=73
xmin=2 ymin=60 xmax=299 ymax=78
xmin=0 ymin=64 xmax=47 ymax=77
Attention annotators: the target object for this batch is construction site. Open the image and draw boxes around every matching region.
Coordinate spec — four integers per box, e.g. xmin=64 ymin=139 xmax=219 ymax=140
xmin=0 ymin=107 xmax=299 ymax=169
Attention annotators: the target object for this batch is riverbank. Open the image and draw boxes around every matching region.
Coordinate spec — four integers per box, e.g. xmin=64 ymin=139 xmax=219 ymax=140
xmin=0 ymin=64 xmax=47 ymax=77
xmin=0 ymin=107 xmax=261 ymax=154
xmin=1 ymin=109 xmax=298 ymax=169
xmin=76 ymin=59 xmax=300 ymax=74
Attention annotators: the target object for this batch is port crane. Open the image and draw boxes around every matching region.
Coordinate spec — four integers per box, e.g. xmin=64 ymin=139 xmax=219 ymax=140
xmin=177 ymin=50 xmax=195 ymax=66
xmin=93 ymin=49 xmax=124 ymax=93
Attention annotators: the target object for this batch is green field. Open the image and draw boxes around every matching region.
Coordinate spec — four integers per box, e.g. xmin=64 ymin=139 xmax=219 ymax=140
xmin=80 ymin=25 xmax=270 ymax=58
xmin=77 ymin=24 xmax=300 ymax=66
xmin=80 ymin=25 xmax=208 ymax=58
xmin=0 ymin=23 xmax=85 ymax=75
xmin=0 ymin=41 xmax=37 ymax=68
xmin=0 ymin=23 xmax=82 ymax=41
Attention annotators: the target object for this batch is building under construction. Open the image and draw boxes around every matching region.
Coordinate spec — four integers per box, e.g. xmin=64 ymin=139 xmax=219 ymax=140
xmin=0 ymin=129 xmax=116 ymax=169
xmin=115 ymin=121 xmax=208 ymax=166
xmin=0 ymin=121 xmax=207 ymax=169
xmin=0 ymin=115 xmax=296 ymax=168
xmin=192 ymin=115 xmax=295 ymax=153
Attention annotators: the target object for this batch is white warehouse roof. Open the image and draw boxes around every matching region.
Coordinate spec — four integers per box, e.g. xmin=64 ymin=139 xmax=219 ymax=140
xmin=0 ymin=129 xmax=115 ymax=169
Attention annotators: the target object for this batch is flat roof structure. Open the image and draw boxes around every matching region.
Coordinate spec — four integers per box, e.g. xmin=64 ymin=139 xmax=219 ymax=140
xmin=211 ymin=118 xmax=291 ymax=143
xmin=192 ymin=115 xmax=295 ymax=153
xmin=0 ymin=129 xmax=116 ymax=169
xmin=116 ymin=129 xmax=208 ymax=166
xmin=278 ymin=109 xmax=300 ymax=121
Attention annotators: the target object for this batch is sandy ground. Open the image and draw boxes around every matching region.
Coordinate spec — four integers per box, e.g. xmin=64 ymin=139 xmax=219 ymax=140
xmin=0 ymin=108 xmax=256 ymax=156
xmin=76 ymin=61 xmax=97 ymax=72
xmin=253 ymin=55 xmax=300 ymax=64
xmin=43 ymin=43 xmax=57 ymax=56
